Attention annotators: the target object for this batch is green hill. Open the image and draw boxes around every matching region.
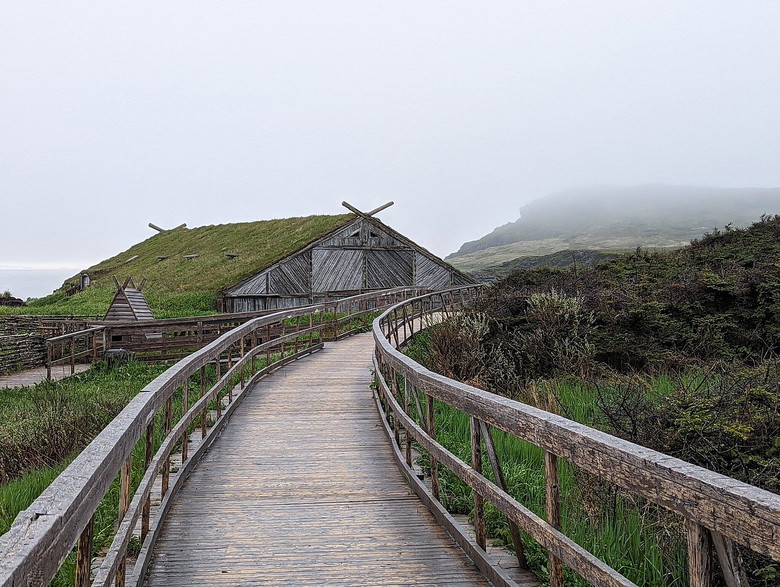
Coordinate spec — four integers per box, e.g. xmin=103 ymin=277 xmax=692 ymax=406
xmin=448 ymin=185 xmax=780 ymax=273
xmin=20 ymin=214 xmax=354 ymax=318
xmin=470 ymin=249 xmax=622 ymax=281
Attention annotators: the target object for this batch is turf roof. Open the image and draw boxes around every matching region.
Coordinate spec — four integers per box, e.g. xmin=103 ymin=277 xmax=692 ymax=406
xmin=25 ymin=214 xmax=355 ymax=317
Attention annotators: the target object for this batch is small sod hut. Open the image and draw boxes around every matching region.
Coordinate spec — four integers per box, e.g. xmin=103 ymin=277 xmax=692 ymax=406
xmin=104 ymin=278 xmax=155 ymax=321
xmin=219 ymin=202 xmax=475 ymax=312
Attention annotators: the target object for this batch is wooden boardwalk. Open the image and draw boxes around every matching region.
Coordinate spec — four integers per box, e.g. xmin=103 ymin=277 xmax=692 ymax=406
xmin=0 ymin=364 xmax=90 ymax=388
xmin=144 ymin=333 xmax=492 ymax=586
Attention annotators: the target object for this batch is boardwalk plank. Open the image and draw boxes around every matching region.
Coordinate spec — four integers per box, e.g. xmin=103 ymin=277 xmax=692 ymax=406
xmin=145 ymin=334 xmax=491 ymax=586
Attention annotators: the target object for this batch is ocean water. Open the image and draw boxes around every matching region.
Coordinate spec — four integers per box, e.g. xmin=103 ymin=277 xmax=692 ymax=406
xmin=0 ymin=269 xmax=76 ymax=301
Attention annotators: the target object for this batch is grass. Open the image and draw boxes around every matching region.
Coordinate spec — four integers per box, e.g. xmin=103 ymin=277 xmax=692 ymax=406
xmin=0 ymin=362 xmax=215 ymax=584
xmin=1 ymin=213 xmax=354 ymax=318
xmin=0 ymin=361 xmax=168 ymax=485
xmin=413 ymin=394 xmax=688 ymax=586
xmin=404 ymin=330 xmax=691 ymax=586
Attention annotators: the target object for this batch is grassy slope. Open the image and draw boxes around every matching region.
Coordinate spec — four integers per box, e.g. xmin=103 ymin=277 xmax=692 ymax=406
xmin=468 ymin=249 xmax=624 ymax=281
xmin=16 ymin=214 xmax=354 ymax=317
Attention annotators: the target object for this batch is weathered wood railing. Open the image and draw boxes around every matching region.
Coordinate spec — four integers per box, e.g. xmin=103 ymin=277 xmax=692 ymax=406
xmin=46 ymin=326 xmax=107 ymax=378
xmin=372 ymin=287 xmax=780 ymax=587
xmin=0 ymin=287 xmax=424 ymax=587
xmin=42 ymin=292 xmax=416 ymax=374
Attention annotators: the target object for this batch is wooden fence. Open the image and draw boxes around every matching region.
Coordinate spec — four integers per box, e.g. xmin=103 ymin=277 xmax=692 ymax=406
xmin=0 ymin=287 xmax=424 ymax=587
xmin=372 ymin=287 xmax=780 ymax=587
xmin=44 ymin=290 xmax=423 ymax=374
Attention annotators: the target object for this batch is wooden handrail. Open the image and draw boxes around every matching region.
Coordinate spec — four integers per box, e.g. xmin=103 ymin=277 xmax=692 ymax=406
xmin=372 ymin=287 xmax=780 ymax=587
xmin=0 ymin=287 xmax=425 ymax=587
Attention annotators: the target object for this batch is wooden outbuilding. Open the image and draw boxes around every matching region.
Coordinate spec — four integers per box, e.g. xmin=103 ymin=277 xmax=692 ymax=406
xmin=104 ymin=278 xmax=154 ymax=321
xmin=219 ymin=203 xmax=475 ymax=312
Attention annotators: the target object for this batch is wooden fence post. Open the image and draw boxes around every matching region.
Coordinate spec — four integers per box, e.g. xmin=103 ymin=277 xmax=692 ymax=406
xmin=479 ymin=420 xmax=528 ymax=568
xmin=181 ymin=382 xmax=189 ymax=462
xmin=545 ymin=451 xmax=564 ymax=587
xmin=426 ymin=393 xmax=440 ymax=501
xmin=142 ymin=421 xmax=154 ymax=540
xmin=687 ymin=520 xmax=713 ymax=587
xmin=471 ymin=416 xmax=486 ymax=550
xmin=403 ymin=378 xmax=412 ymax=467
xmin=116 ymin=454 xmax=132 ymax=587
xmin=75 ymin=515 xmax=95 ymax=587
xmin=161 ymin=396 xmax=173 ymax=497
xmin=201 ymin=365 xmax=208 ymax=439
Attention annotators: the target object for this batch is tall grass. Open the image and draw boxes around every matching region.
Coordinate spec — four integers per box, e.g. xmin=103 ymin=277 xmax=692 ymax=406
xmin=418 ymin=398 xmax=688 ymax=586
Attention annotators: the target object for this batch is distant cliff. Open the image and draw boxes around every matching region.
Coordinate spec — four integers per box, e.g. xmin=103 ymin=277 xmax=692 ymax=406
xmin=447 ymin=185 xmax=780 ymax=272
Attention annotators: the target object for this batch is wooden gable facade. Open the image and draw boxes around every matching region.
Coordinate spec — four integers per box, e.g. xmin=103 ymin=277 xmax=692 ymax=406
xmin=220 ymin=216 xmax=475 ymax=312
xmin=104 ymin=278 xmax=155 ymax=322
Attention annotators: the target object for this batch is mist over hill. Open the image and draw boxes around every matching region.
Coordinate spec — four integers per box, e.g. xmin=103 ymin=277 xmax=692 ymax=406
xmin=446 ymin=185 xmax=780 ymax=272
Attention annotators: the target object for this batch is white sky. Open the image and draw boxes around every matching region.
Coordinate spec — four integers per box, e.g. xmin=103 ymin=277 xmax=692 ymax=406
xmin=1 ymin=2 xmax=779 ymax=286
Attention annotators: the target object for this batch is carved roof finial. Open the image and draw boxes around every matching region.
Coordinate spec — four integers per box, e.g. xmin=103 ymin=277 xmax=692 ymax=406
xmin=341 ymin=201 xmax=394 ymax=218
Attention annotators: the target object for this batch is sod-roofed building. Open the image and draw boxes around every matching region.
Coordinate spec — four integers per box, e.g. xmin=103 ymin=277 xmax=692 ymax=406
xmin=219 ymin=205 xmax=474 ymax=312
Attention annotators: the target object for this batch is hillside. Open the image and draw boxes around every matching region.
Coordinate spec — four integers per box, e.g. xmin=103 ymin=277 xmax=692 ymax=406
xmin=470 ymin=249 xmax=621 ymax=281
xmin=447 ymin=185 xmax=780 ymax=272
xmin=22 ymin=214 xmax=354 ymax=317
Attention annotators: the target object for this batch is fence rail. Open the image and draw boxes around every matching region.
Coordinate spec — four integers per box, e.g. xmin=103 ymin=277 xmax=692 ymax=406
xmin=0 ymin=287 xmax=425 ymax=587
xmin=372 ymin=287 xmax=780 ymax=587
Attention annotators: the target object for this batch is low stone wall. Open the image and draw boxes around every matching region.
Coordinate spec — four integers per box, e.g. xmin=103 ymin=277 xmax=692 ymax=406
xmin=0 ymin=334 xmax=45 ymax=375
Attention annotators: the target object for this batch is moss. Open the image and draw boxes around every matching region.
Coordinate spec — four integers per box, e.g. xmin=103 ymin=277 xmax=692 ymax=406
xmin=14 ymin=214 xmax=354 ymax=317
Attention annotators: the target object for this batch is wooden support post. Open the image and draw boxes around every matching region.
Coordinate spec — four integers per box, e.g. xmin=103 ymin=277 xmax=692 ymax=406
xmin=116 ymin=454 xmax=132 ymax=587
xmin=471 ymin=417 xmax=486 ymax=550
xmin=711 ymin=531 xmax=749 ymax=587
xmin=403 ymin=378 xmax=412 ymax=467
xmin=46 ymin=342 xmax=52 ymax=380
xmin=91 ymin=332 xmax=98 ymax=362
xmin=161 ymin=396 xmax=173 ymax=497
xmin=479 ymin=420 xmax=528 ymax=567
xmin=181 ymin=383 xmax=189 ymax=462
xmin=426 ymin=393 xmax=440 ymax=501
xmin=75 ymin=514 xmax=95 ymax=587
xmin=142 ymin=421 xmax=154 ymax=540
xmin=70 ymin=338 xmax=75 ymax=374
xmin=687 ymin=520 xmax=713 ymax=587
xmin=201 ymin=365 xmax=208 ymax=439
xmin=250 ymin=340 xmax=256 ymax=376
xmin=545 ymin=451 xmax=564 ymax=587
xmin=412 ymin=387 xmax=426 ymax=429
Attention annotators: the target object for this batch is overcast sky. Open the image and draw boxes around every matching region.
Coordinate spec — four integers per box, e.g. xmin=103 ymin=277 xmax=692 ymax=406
xmin=1 ymin=2 xmax=779 ymax=296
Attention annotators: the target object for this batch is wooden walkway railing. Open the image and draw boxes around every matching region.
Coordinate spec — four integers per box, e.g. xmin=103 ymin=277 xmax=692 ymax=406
xmin=43 ymin=291 xmax=417 ymax=374
xmin=372 ymin=287 xmax=780 ymax=587
xmin=0 ymin=287 xmax=425 ymax=587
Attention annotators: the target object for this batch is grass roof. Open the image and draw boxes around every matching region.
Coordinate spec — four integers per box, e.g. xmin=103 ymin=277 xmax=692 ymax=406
xmin=20 ymin=214 xmax=355 ymax=318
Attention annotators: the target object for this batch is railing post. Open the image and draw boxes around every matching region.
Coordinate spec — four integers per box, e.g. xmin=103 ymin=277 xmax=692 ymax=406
xmin=426 ymin=393 xmax=440 ymax=501
xmin=70 ymin=337 xmax=75 ymax=374
xmin=116 ymin=454 xmax=132 ymax=587
xmin=161 ymin=396 xmax=173 ymax=497
xmin=479 ymin=420 xmax=528 ymax=568
xmin=75 ymin=514 xmax=95 ymax=587
xmin=46 ymin=341 xmax=52 ymax=380
xmin=142 ymin=421 xmax=154 ymax=540
xmin=181 ymin=382 xmax=189 ymax=462
xmin=545 ymin=451 xmax=564 ymax=587
xmin=403 ymin=378 xmax=412 ymax=467
xmin=470 ymin=417 xmax=486 ymax=550
xmin=687 ymin=520 xmax=713 ymax=587
xmin=201 ymin=365 xmax=208 ymax=439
